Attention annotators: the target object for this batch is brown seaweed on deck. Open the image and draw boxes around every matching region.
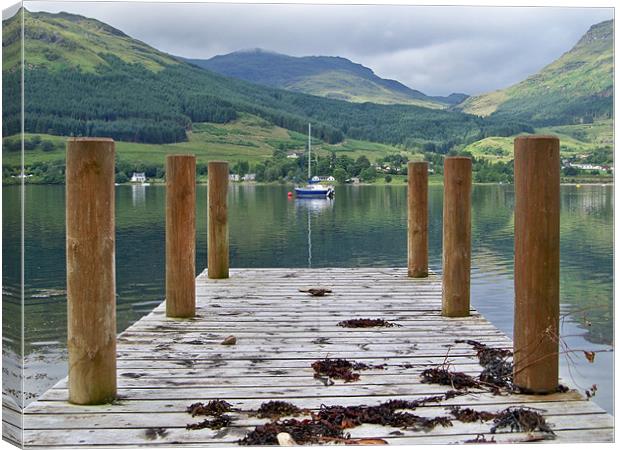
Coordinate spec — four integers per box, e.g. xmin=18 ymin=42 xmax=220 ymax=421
xmin=337 ymin=318 xmax=402 ymax=328
xmin=455 ymin=339 xmax=514 ymax=391
xmin=186 ymin=399 xmax=236 ymax=417
xmin=317 ymin=403 xmax=452 ymax=431
xmin=490 ymin=407 xmax=554 ymax=435
xmin=186 ymin=399 xmax=238 ymax=431
xmin=252 ymin=401 xmax=307 ymax=419
xmin=238 ymin=418 xmax=346 ymax=445
xmin=299 ymin=288 xmax=332 ymax=296
xmin=311 ymin=358 xmax=385 ymax=382
xmin=186 ymin=414 xmax=233 ymax=430
xmin=238 ymin=391 xmax=465 ymax=445
xmin=420 ymin=367 xmax=481 ymax=390
xmin=448 ymin=406 xmax=498 ymax=423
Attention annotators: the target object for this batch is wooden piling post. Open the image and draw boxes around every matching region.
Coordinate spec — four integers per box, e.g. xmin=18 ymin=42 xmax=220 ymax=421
xmin=408 ymin=161 xmax=428 ymax=278
xmin=442 ymin=156 xmax=472 ymax=317
xmin=513 ymin=135 xmax=560 ymax=393
xmin=166 ymin=155 xmax=196 ymax=318
xmin=66 ymin=138 xmax=116 ymax=405
xmin=208 ymin=161 xmax=229 ymax=279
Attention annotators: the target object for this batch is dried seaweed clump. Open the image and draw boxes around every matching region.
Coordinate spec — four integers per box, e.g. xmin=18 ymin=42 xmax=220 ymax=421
xmin=253 ymin=401 xmax=305 ymax=419
xmin=238 ymin=418 xmax=346 ymax=445
xmin=316 ymin=401 xmax=452 ymax=431
xmin=311 ymin=358 xmax=385 ymax=382
xmin=238 ymin=393 xmax=462 ymax=445
xmin=490 ymin=407 xmax=554 ymax=435
xmin=186 ymin=415 xmax=233 ymax=430
xmin=337 ymin=318 xmax=401 ymax=328
xmin=420 ymin=367 xmax=481 ymax=390
xmin=299 ymin=288 xmax=332 ymax=297
xmin=456 ymin=339 xmax=513 ymax=391
xmin=186 ymin=399 xmax=237 ymax=431
xmin=448 ymin=406 xmax=498 ymax=423
xmin=186 ymin=399 xmax=235 ymax=417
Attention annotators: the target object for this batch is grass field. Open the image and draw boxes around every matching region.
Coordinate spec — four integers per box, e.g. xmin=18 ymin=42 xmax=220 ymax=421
xmin=3 ymin=113 xmax=413 ymax=169
xmin=462 ymin=120 xmax=613 ymax=163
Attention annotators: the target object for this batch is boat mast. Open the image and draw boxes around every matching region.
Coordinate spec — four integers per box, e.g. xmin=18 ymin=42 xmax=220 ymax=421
xmin=308 ymin=123 xmax=311 ymax=181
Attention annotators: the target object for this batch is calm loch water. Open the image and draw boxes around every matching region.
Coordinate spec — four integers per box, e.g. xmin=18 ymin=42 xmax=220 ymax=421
xmin=2 ymin=184 xmax=614 ymax=413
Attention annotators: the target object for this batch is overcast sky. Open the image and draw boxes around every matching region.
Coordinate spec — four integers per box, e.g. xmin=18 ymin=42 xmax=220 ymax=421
xmin=25 ymin=1 xmax=613 ymax=96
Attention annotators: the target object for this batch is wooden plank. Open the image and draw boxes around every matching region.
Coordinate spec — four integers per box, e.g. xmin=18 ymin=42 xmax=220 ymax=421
xmin=110 ymin=355 xmax=497 ymax=370
xmin=20 ymin=429 xmax=614 ymax=448
xmin=112 ymin=341 xmax=511 ymax=354
xmin=22 ymin=415 xmax=614 ymax=446
xmin=118 ymin=332 xmax=512 ymax=342
xmin=22 ymin=401 xmax=610 ymax=429
xmin=24 ymin=390 xmax=588 ymax=415
xmin=2 ymin=420 xmax=23 ymax=447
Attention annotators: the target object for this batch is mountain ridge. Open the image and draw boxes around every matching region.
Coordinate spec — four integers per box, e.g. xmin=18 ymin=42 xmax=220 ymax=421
xmin=455 ymin=19 xmax=613 ymax=126
xmin=185 ymin=49 xmax=468 ymax=108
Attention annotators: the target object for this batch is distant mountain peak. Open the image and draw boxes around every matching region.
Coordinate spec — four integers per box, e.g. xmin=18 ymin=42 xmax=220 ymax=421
xmin=231 ymin=47 xmax=280 ymax=55
xmin=185 ymin=50 xmax=464 ymax=108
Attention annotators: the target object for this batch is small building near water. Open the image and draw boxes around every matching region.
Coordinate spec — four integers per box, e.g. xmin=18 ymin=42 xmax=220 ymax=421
xmin=130 ymin=172 xmax=146 ymax=183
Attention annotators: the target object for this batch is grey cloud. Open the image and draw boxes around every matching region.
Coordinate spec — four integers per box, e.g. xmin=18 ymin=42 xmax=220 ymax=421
xmin=26 ymin=1 xmax=613 ymax=95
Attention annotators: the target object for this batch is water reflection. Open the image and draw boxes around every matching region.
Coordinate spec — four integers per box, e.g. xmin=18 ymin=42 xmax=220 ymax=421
xmin=130 ymin=184 xmax=147 ymax=207
xmin=294 ymin=197 xmax=335 ymax=267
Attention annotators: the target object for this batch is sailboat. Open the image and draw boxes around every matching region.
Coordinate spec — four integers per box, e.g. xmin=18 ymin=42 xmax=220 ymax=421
xmin=294 ymin=123 xmax=335 ymax=198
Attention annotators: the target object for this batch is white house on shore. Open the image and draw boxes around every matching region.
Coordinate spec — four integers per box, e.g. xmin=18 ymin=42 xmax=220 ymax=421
xmin=230 ymin=173 xmax=257 ymax=182
xmin=568 ymin=162 xmax=612 ymax=172
xmin=130 ymin=172 xmax=146 ymax=183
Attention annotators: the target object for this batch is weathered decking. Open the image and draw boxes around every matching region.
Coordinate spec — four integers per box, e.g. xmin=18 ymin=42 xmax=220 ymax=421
xmin=17 ymin=268 xmax=614 ymax=446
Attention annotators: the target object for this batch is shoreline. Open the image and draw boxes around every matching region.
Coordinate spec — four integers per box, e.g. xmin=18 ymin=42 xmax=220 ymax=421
xmin=3 ymin=180 xmax=614 ymax=187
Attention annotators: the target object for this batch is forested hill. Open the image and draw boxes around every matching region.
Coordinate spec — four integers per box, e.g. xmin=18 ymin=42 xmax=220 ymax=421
xmin=186 ymin=50 xmax=468 ymax=108
xmin=2 ymin=8 xmax=529 ymax=147
xmin=456 ymin=19 xmax=613 ymax=126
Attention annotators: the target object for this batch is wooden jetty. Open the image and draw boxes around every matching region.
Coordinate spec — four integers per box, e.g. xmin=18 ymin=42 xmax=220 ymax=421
xmin=4 ymin=136 xmax=614 ymax=446
xmin=17 ymin=268 xmax=613 ymax=446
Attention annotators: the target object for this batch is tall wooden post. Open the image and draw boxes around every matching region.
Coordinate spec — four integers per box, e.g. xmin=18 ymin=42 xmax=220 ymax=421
xmin=442 ymin=156 xmax=472 ymax=317
xmin=408 ymin=161 xmax=428 ymax=278
xmin=166 ymin=155 xmax=196 ymax=318
xmin=66 ymin=138 xmax=116 ymax=405
xmin=208 ymin=161 xmax=229 ymax=279
xmin=513 ymin=135 xmax=560 ymax=393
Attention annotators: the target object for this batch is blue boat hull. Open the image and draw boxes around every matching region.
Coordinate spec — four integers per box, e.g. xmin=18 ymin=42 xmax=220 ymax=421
xmin=295 ymin=187 xmax=334 ymax=198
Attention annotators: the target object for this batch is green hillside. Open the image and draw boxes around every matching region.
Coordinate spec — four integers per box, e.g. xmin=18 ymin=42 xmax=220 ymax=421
xmin=2 ymin=9 xmax=179 ymax=73
xmin=188 ymin=49 xmax=467 ymax=108
xmin=281 ymin=70 xmax=443 ymax=108
xmin=3 ymin=8 xmax=519 ymax=152
xmin=462 ymin=120 xmax=613 ymax=163
xmin=457 ymin=20 xmax=613 ymax=126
